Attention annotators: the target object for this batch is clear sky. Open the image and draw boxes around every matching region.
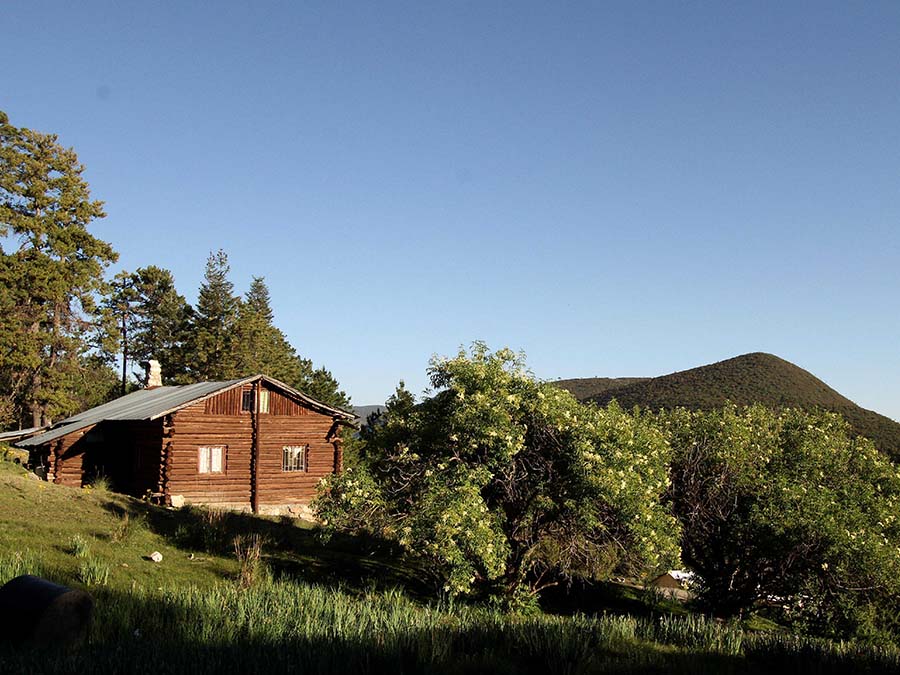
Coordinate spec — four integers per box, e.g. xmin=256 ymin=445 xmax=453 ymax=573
xmin=3 ymin=2 xmax=898 ymax=420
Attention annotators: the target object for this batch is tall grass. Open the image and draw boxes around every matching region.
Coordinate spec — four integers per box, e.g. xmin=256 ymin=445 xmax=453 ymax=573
xmin=2 ymin=550 xmax=899 ymax=674
xmin=77 ymin=556 xmax=110 ymax=587
xmin=232 ymin=533 xmax=265 ymax=588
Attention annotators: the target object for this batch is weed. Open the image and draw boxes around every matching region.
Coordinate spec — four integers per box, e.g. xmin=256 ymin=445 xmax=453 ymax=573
xmin=111 ymin=511 xmax=144 ymax=543
xmin=0 ymin=550 xmax=43 ymax=585
xmin=233 ymin=534 xmax=265 ymax=588
xmin=89 ymin=475 xmax=112 ymax=492
xmin=69 ymin=534 xmax=90 ymax=559
xmin=78 ymin=556 xmax=110 ymax=586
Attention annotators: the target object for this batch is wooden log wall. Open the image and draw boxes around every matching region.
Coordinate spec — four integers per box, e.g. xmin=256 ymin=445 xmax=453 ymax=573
xmin=165 ymin=383 xmax=338 ymax=509
xmin=256 ymin=409 xmax=336 ymax=507
xmin=49 ymin=425 xmax=98 ymax=487
xmin=166 ymin=399 xmax=254 ymax=508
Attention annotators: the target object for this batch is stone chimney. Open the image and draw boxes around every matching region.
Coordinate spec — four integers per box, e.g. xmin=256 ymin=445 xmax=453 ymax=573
xmin=140 ymin=360 xmax=163 ymax=389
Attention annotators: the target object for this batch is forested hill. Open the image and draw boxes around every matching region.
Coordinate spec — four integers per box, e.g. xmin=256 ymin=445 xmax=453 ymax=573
xmin=554 ymin=353 xmax=900 ymax=460
xmin=548 ymin=377 xmax=649 ymax=401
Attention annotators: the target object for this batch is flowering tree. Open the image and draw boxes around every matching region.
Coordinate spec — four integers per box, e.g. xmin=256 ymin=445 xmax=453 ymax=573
xmin=663 ymin=405 xmax=900 ymax=639
xmin=316 ymin=343 xmax=679 ymax=603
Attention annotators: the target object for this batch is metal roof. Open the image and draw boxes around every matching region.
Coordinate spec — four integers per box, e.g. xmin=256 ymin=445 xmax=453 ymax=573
xmin=0 ymin=427 xmax=48 ymax=443
xmin=16 ymin=376 xmax=353 ymax=449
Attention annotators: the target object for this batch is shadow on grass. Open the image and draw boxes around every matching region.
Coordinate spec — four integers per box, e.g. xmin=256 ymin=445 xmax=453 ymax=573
xmin=541 ymin=578 xmax=694 ymax=620
xmin=4 ymin=582 xmax=895 ymax=675
xmin=0 ymin=583 xmax=776 ymax=675
xmin=98 ymin=499 xmax=437 ymax=599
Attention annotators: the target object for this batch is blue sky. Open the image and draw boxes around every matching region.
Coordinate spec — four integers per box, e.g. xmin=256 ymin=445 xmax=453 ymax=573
xmin=3 ymin=2 xmax=898 ymax=419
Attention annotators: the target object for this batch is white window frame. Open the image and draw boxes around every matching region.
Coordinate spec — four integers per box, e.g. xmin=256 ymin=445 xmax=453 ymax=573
xmin=259 ymin=389 xmax=270 ymax=414
xmin=282 ymin=445 xmax=307 ymax=473
xmin=198 ymin=446 xmax=226 ymax=474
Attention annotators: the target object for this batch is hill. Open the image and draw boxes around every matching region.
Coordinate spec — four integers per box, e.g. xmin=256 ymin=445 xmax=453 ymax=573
xmin=555 ymin=353 xmax=900 ymax=460
xmin=353 ymin=404 xmax=385 ymax=422
xmin=550 ymin=377 xmax=648 ymax=401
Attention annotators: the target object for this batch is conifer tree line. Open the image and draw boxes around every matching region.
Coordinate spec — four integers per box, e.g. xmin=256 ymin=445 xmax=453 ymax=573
xmin=0 ymin=111 xmax=348 ymax=430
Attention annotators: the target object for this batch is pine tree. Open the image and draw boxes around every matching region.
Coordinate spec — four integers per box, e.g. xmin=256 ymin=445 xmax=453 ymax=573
xmin=192 ymin=250 xmax=239 ymax=380
xmin=0 ymin=110 xmax=117 ymax=426
xmin=129 ymin=266 xmax=194 ymax=383
xmin=99 ymin=271 xmax=141 ymax=395
xmin=232 ymin=277 xmax=304 ymax=384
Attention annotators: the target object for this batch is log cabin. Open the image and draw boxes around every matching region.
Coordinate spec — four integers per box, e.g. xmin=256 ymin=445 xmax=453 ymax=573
xmin=15 ymin=374 xmax=355 ymax=517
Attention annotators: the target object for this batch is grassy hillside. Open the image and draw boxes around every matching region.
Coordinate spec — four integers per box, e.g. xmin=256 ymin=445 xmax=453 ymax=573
xmin=556 ymin=353 xmax=900 ymax=460
xmin=551 ymin=377 xmax=648 ymax=401
xmin=3 ymin=459 xmax=900 ymax=673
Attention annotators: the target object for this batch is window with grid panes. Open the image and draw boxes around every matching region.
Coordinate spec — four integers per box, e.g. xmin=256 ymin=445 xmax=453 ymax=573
xmin=282 ymin=445 xmax=307 ymax=472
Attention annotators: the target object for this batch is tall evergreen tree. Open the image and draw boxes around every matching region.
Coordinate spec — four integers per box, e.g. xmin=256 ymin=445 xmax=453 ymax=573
xmin=99 ymin=271 xmax=141 ymax=395
xmin=129 ymin=266 xmax=194 ymax=383
xmin=231 ymin=276 xmax=350 ymax=407
xmin=192 ymin=250 xmax=239 ymax=380
xmin=232 ymin=276 xmax=304 ymax=384
xmin=297 ymin=357 xmax=351 ymax=409
xmin=98 ymin=266 xmax=195 ymax=387
xmin=0 ymin=110 xmax=117 ymax=426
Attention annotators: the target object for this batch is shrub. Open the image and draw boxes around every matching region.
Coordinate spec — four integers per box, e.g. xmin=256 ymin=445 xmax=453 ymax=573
xmin=663 ymin=405 xmax=900 ymax=639
xmin=316 ymin=343 xmax=679 ymax=601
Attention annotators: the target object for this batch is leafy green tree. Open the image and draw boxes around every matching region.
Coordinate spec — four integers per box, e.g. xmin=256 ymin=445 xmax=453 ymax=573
xmin=316 ymin=343 xmax=678 ymax=603
xmin=663 ymin=405 xmax=900 ymax=639
xmin=0 ymin=110 xmax=117 ymax=426
xmin=192 ymin=250 xmax=239 ymax=380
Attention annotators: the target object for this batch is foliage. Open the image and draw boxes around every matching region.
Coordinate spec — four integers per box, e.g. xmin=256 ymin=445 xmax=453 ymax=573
xmin=192 ymin=249 xmax=240 ymax=380
xmin=78 ymin=555 xmax=110 ymax=586
xmin=228 ymin=275 xmax=350 ymax=408
xmin=559 ymin=352 xmax=900 ymax=461
xmin=98 ymin=266 xmax=195 ymax=387
xmin=4 ymin=462 xmax=900 ymax=672
xmin=662 ymin=404 xmax=900 ymax=640
xmin=0 ymin=109 xmax=117 ymax=427
xmin=316 ymin=343 xmax=679 ymax=601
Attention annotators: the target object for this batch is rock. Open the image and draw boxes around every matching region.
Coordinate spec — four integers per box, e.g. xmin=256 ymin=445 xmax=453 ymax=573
xmin=149 ymin=551 xmax=163 ymax=563
xmin=0 ymin=575 xmax=94 ymax=646
xmin=169 ymin=495 xmax=184 ymax=508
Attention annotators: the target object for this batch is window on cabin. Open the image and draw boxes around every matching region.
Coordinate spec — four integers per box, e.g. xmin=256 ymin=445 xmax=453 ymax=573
xmin=241 ymin=389 xmax=270 ymax=413
xmin=198 ymin=446 xmax=226 ymax=474
xmin=282 ymin=445 xmax=307 ymax=472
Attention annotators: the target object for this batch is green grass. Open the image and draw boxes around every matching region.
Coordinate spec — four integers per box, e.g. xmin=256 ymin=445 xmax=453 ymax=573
xmin=2 ymin=460 xmax=900 ymax=673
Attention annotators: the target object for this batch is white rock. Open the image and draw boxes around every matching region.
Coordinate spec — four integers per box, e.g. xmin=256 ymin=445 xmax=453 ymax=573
xmin=149 ymin=551 xmax=163 ymax=563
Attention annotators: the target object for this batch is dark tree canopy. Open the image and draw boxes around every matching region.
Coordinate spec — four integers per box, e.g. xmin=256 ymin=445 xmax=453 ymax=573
xmin=0 ymin=110 xmax=117 ymax=426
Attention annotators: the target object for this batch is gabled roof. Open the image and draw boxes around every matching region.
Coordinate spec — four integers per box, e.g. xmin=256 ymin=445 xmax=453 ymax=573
xmin=16 ymin=375 xmax=353 ymax=449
